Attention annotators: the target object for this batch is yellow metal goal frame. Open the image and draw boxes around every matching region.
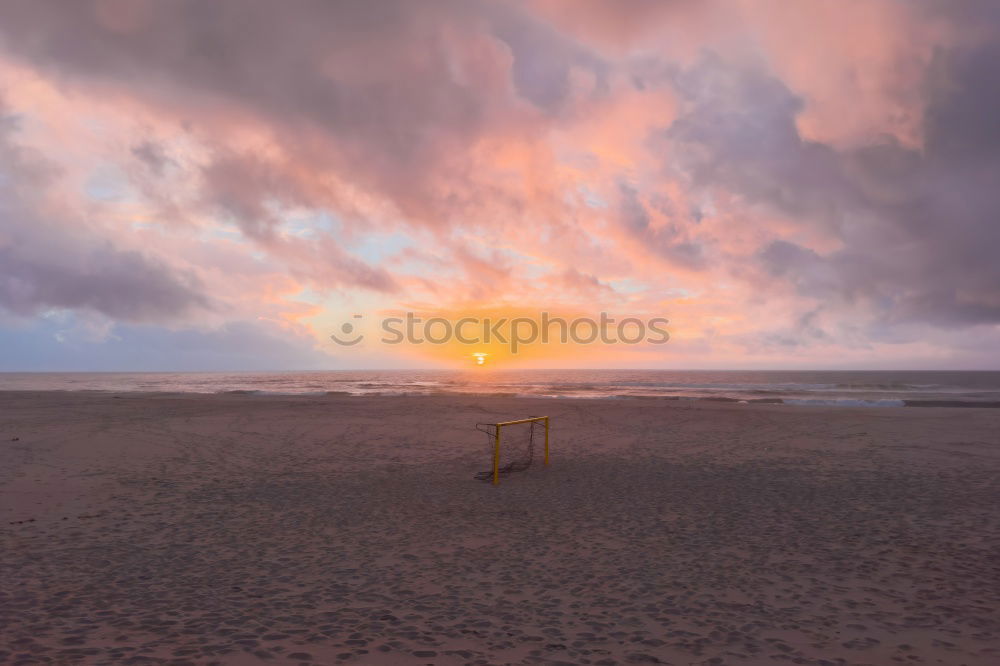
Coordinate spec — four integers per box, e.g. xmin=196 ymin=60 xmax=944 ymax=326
xmin=490 ymin=416 xmax=549 ymax=486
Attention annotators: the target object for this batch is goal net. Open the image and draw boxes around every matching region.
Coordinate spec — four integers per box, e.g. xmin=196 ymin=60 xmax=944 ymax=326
xmin=474 ymin=416 xmax=549 ymax=484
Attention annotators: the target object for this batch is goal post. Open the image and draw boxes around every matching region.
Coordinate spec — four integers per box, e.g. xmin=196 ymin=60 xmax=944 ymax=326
xmin=488 ymin=416 xmax=549 ymax=485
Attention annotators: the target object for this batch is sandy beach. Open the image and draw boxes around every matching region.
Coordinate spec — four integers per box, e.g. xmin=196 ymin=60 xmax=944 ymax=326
xmin=1 ymin=391 xmax=998 ymax=665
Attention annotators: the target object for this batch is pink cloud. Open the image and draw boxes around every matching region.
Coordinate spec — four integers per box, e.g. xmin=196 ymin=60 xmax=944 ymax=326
xmin=0 ymin=1 xmax=997 ymax=367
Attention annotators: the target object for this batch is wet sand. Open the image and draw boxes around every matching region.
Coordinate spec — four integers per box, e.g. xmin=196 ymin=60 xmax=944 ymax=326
xmin=2 ymin=391 xmax=999 ymax=665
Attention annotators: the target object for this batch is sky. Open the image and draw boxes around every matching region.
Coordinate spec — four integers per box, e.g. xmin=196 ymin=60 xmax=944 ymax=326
xmin=0 ymin=0 xmax=998 ymax=371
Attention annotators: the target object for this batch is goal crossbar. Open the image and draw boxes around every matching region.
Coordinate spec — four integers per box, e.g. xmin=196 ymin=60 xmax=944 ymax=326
xmin=489 ymin=416 xmax=549 ymax=485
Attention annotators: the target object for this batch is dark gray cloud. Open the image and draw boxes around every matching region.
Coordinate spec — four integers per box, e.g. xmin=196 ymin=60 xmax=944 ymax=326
xmin=131 ymin=140 xmax=173 ymax=176
xmin=617 ymin=181 xmax=706 ymax=270
xmin=659 ymin=18 xmax=1000 ymax=329
xmin=198 ymin=153 xmax=399 ymax=293
xmin=665 ymin=56 xmax=860 ymax=232
xmin=0 ymin=0 xmax=600 ymax=225
xmin=491 ymin=9 xmax=608 ymax=112
xmin=0 ymin=243 xmax=209 ymax=321
xmin=0 ymin=0 xmax=474 ymax=219
xmin=0 ymin=104 xmax=211 ymax=321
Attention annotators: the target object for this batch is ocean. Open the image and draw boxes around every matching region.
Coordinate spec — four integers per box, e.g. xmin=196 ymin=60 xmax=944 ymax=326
xmin=1 ymin=370 xmax=999 ymax=407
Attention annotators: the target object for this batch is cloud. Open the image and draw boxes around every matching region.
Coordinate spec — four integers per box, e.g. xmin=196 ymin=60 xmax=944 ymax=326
xmin=0 ymin=103 xmax=211 ymax=322
xmin=0 ymin=1 xmax=552 ymax=224
xmin=0 ymin=1 xmax=997 ymax=368
xmin=616 ymin=181 xmax=707 ymax=271
xmin=130 ymin=140 xmax=172 ymax=176
xmin=658 ymin=30 xmax=1000 ymax=329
